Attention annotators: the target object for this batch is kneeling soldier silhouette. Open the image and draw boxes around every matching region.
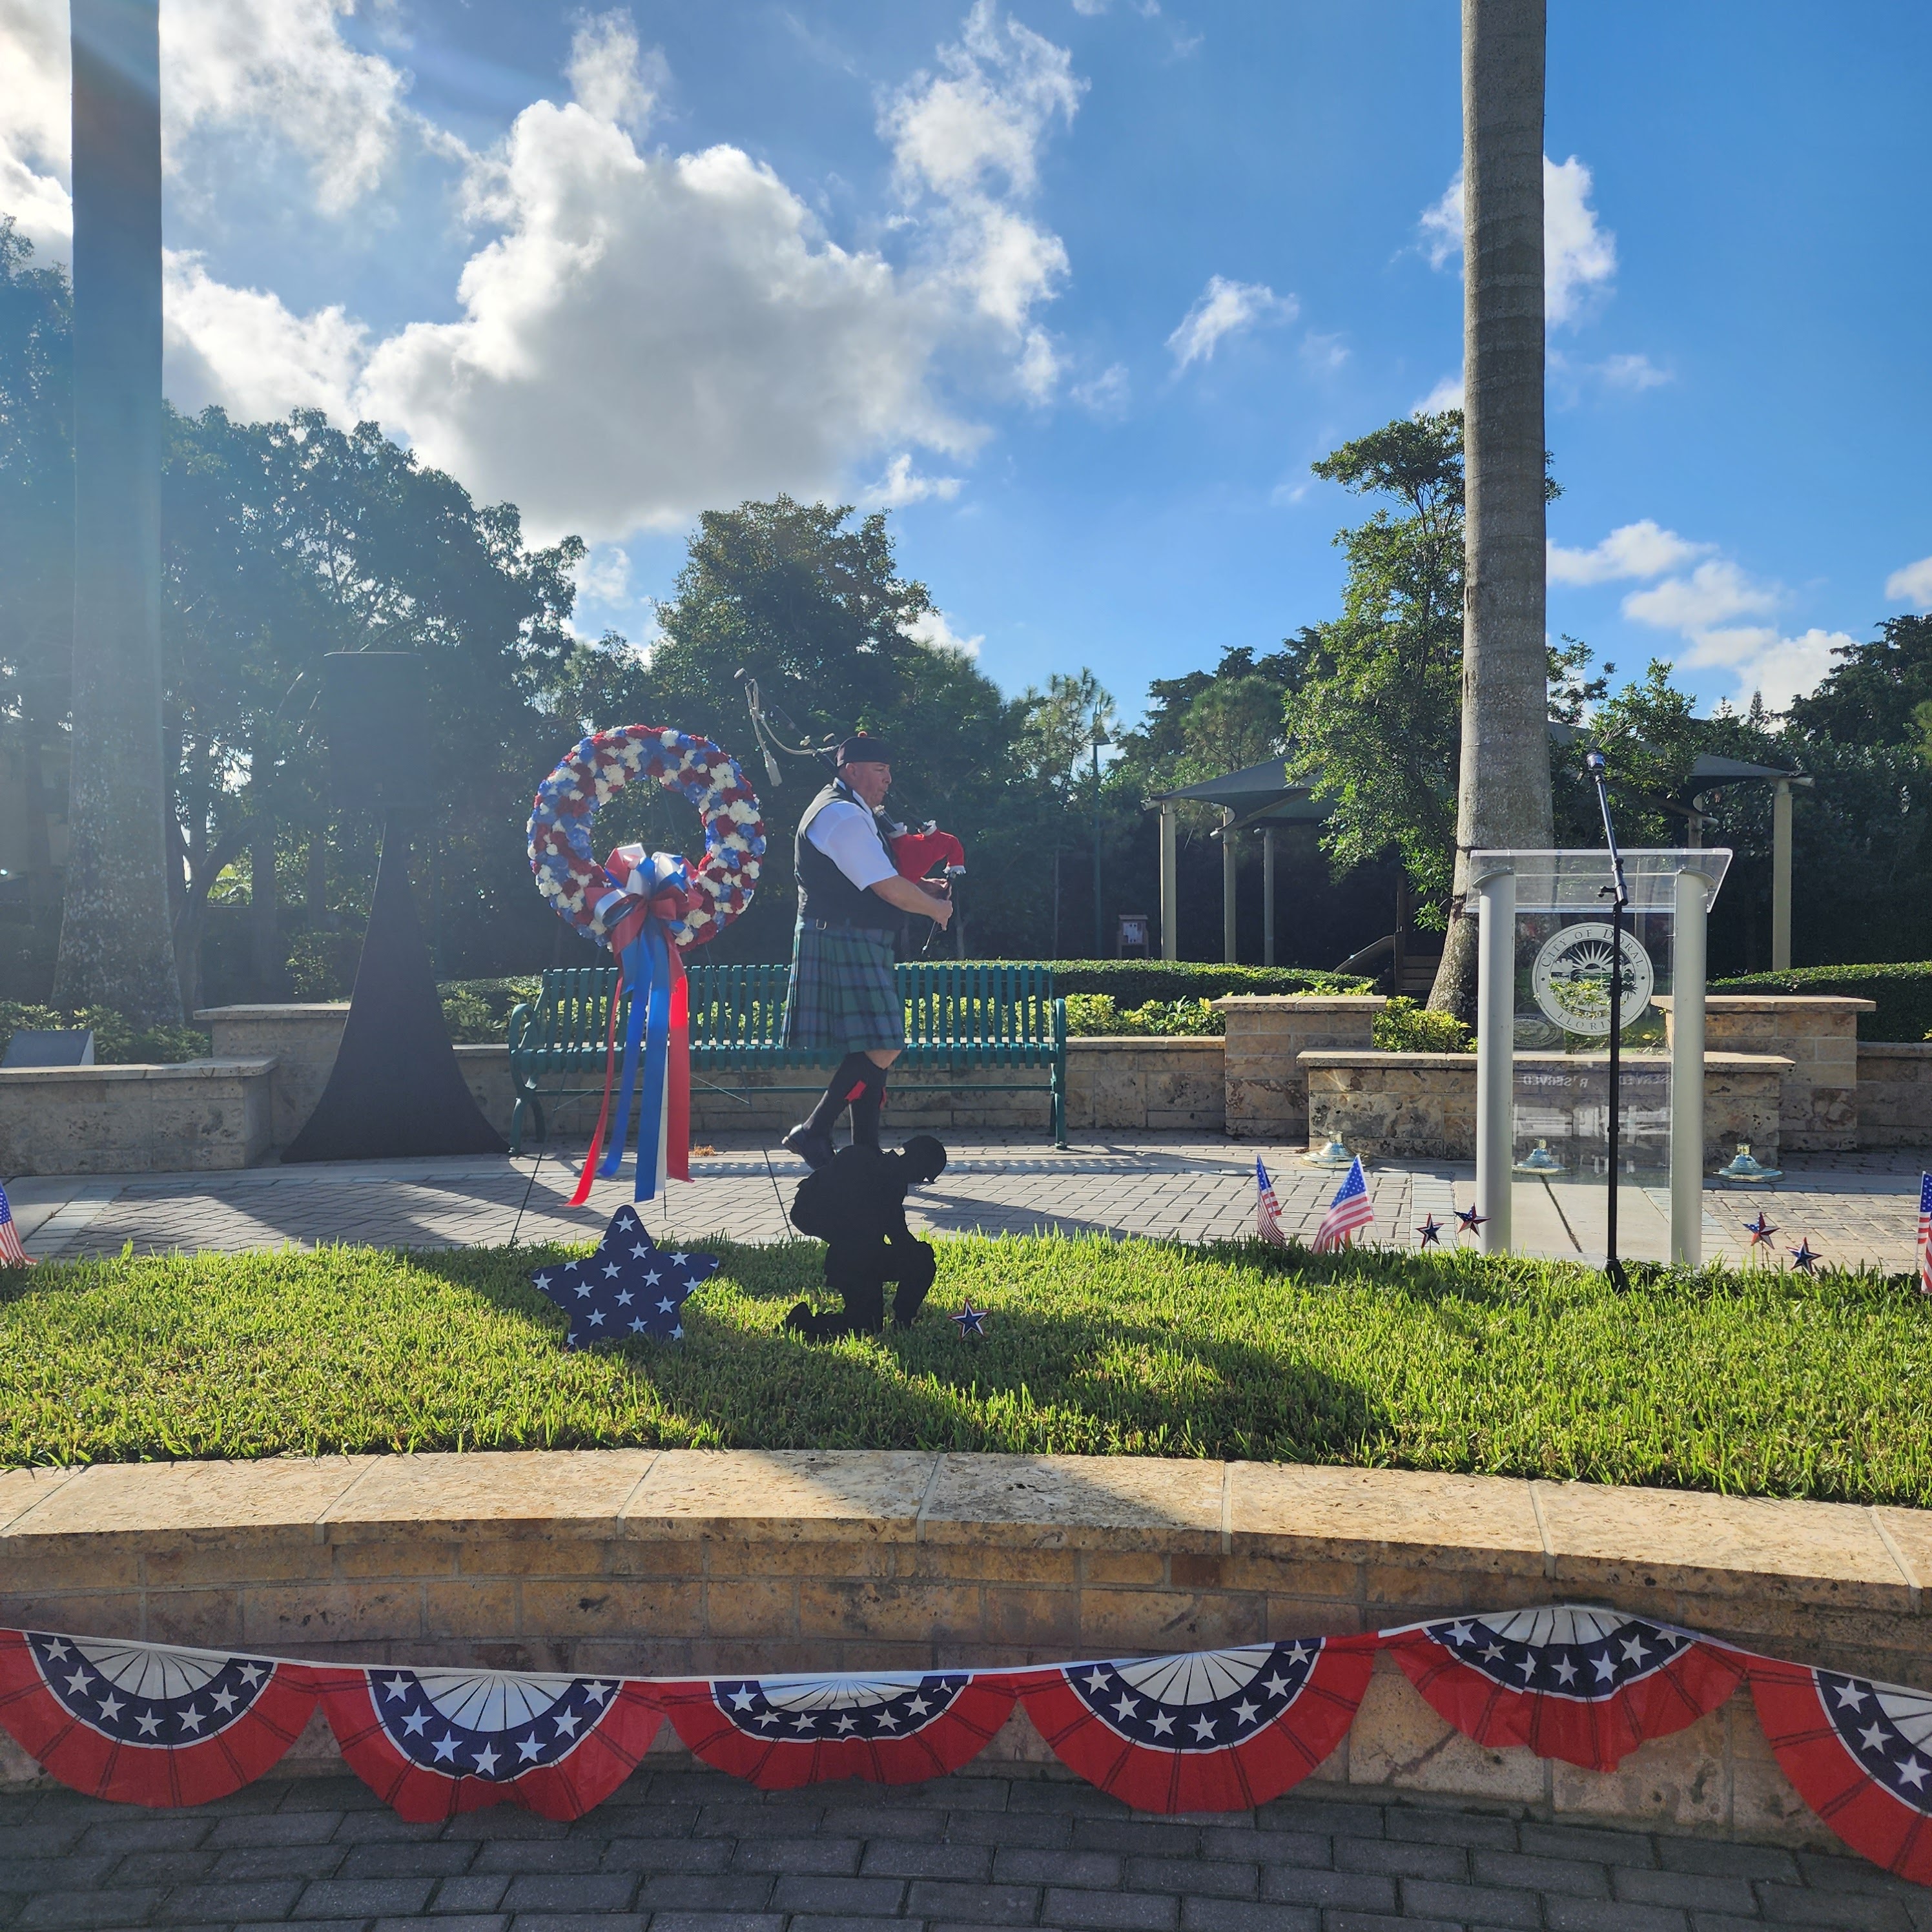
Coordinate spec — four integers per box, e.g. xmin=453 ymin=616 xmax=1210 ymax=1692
xmin=784 ymin=1135 xmax=947 ymax=1340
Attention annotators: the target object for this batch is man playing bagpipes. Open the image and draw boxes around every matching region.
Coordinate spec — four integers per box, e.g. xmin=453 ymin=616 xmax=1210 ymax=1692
xmin=780 ymin=734 xmax=956 ymax=1171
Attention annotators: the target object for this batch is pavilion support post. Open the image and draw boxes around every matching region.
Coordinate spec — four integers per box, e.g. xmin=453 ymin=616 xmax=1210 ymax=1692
xmin=1158 ymin=802 xmax=1178 ymax=961
xmin=1262 ymin=826 xmax=1276 ymax=967
xmin=1221 ymin=809 xmax=1237 ymax=964
xmin=1771 ymin=779 xmax=1793 ymax=971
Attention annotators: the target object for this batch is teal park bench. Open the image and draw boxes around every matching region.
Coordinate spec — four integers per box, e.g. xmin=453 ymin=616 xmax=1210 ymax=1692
xmin=506 ymin=961 xmax=1067 ymax=1155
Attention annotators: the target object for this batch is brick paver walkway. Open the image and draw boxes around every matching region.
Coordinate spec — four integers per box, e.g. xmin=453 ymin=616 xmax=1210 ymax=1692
xmin=3 ymin=1763 xmax=1923 ymax=1932
xmin=7 ymin=1138 xmax=1926 ymax=1275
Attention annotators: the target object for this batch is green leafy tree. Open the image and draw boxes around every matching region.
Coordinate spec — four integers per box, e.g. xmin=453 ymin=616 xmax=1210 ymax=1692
xmin=1015 ymin=669 xmax=1116 ymax=957
xmin=1786 ymin=616 xmax=1932 ymax=750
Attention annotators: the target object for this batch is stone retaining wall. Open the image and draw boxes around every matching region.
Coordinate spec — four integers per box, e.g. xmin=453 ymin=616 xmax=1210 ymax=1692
xmin=1300 ymin=1050 xmax=1789 ymax=1164
xmin=0 ymin=1058 xmax=274 ymax=1177
xmin=1211 ymin=996 xmax=1384 ymax=1141
xmin=1661 ymin=995 xmax=1874 ymax=1153
xmin=6 ymin=1448 xmax=1929 ymax=1845
xmin=1857 ymin=1042 xmax=1932 ymax=1149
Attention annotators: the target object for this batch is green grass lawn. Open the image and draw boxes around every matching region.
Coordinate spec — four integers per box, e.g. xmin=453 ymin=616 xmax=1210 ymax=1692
xmin=3 ymin=1235 xmax=1928 ymax=1506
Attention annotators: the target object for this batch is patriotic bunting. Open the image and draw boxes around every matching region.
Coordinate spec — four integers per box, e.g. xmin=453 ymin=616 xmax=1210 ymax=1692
xmin=1388 ymin=1607 xmax=1745 ymax=1771
xmin=4 ymin=1618 xmax=1931 ymax=1889
xmin=313 ymin=1664 xmax=661 ymax=1823
xmin=1016 ymin=1639 xmax=1376 ymax=1814
xmin=0 ymin=1630 xmax=314 ymax=1807
xmin=655 ymin=1670 xmax=1016 ymax=1789
xmin=1749 ymin=1658 xmax=1932 ymax=1887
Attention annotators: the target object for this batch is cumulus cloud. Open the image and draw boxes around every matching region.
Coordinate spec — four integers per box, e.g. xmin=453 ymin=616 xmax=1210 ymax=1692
xmin=1414 ymin=370 xmax=1464 ymax=415
xmin=1672 ymin=627 xmax=1851 ymax=713
xmin=1420 ymin=154 xmax=1618 ymax=327
xmin=1598 ymin=351 xmax=1669 ymax=392
xmin=566 ymin=11 xmax=666 ymax=132
xmin=575 ymin=545 xmax=633 ymax=606
xmin=904 ymin=607 xmax=983 ymax=657
xmin=1622 ymin=559 xmax=1780 ymax=632
xmin=163 ymin=251 xmax=367 ymax=420
xmin=1070 ymin=362 xmax=1129 ymax=417
xmin=1166 ymin=275 xmax=1297 ymax=369
xmin=0 ymin=0 xmax=70 ymax=249
xmin=1547 ymin=520 xmax=1712 ymax=587
xmin=863 ymin=453 xmax=964 ymax=507
xmin=1885 ymin=555 xmax=1932 ymax=608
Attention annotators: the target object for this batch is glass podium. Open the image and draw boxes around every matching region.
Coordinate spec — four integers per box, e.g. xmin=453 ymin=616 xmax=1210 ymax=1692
xmin=1469 ymin=848 xmax=1731 ymax=1268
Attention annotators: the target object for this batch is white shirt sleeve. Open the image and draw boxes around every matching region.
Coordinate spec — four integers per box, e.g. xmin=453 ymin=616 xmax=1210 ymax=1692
xmin=807 ymin=799 xmax=898 ymax=892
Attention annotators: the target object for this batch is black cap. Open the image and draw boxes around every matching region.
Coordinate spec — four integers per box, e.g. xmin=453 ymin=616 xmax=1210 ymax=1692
xmin=838 ymin=733 xmax=896 ymax=767
xmin=899 ymin=1135 xmax=947 ymax=1185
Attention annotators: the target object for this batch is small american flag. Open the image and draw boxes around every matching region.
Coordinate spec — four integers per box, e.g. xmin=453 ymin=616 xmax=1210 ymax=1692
xmin=1918 ymin=1173 xmax=1932 ymax=1298
xmin=0 ymin=1182 xmax=32 ymax=1268
xmin=1255 ymin=1157 xmax=1288 ymax=1246
xmin=1312 ymin=1156 xmax=1374 ymax=1253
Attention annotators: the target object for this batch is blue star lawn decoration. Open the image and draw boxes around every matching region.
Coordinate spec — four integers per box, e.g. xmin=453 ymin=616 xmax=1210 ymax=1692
xmin=951 ymin=1304 xmax=989 ymax=1337
xmin=531 ymin=1206 xmax=719 ymax=1348
xmin=1454 ymin=1204 xmax=1487 ymax=1235
xmin=1787 ymin=1238 xmax=1821 ymax=1275
xmin=1415 ymin=1215 xmax=1443 ymax=1247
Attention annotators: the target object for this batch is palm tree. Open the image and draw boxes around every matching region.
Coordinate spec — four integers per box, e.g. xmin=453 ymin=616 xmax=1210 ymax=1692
xmin=1430 ymin=0 xmax=1553 ymax=1019
xmin=53 ymin=0 xmax=182 ymax=1023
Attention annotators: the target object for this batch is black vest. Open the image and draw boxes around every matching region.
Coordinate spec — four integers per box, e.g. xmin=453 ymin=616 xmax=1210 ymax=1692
xmin=795 ymin=782 xmax=905 ymax=936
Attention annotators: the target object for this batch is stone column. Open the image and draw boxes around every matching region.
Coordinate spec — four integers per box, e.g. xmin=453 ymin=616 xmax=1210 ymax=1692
xmin=1212 ymin=995 xmax=1386 ymax=1140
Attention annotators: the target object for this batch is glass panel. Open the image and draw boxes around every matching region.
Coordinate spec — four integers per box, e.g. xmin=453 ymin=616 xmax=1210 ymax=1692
xmin=1472 ymin=847 xmax=1731 ymax=912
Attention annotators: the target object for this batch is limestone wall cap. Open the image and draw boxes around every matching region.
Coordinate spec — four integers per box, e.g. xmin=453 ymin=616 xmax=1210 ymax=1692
xmin=1855 ymin=1041 xmax=1932 ymax=1058
xmin=0 ymin=1056 xmax=278 ymax=1084
xmin=1207 ymin=994 xmax=1388 ymax=1012
xmin=1653 ymin=993 xmax=1878 ymax=1014
xmin=1065 ymin=1036 xmax=1224 ymax=1051
xmin=194 ymin=1004 xmax=352 ymax=1021
xmin=1298 ymin=1049 xmax=1475 ymax=1069
xmin=1296 ymin=1048 xmax=1793 ymax=1071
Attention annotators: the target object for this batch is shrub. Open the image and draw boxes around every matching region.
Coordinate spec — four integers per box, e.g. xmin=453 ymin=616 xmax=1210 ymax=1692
xmin=1711 ymin=962 xmax=1932 ymax=1042
xmin=1064 ymin=994 xmax=1224 ymax=1037
xmin=0 ymin=1001 xmax=209 ymax=1065
xmin=1373 ymin=996 xmax=1474 ymax=1054
xmin=980 ymin=959 xmax=1369 ymax=1003
xmin=438 ymin=977 xmax=541 ymax=1043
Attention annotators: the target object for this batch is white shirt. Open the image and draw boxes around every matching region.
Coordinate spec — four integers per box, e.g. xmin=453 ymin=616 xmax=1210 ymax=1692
xmin=807 ymin=797 xmax=896 ymax=892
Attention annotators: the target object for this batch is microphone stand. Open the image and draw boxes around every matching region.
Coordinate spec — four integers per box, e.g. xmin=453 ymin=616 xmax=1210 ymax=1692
xmin=1586 ymin=750 xmax=1630 ymax=1291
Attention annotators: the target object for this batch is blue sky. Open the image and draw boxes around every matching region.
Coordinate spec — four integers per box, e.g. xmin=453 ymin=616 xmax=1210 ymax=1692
xmin=5 ymin=0 xmax=1929 ymax=724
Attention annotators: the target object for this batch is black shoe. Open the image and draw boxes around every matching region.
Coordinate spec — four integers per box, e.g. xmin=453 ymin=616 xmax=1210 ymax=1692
xmin=782 ymin=1123 xmax=834 ymax=1169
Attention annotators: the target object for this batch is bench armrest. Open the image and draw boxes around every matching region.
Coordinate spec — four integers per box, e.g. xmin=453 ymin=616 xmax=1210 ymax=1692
xmin=507 ymin=1001 xmax=534 ymax=1054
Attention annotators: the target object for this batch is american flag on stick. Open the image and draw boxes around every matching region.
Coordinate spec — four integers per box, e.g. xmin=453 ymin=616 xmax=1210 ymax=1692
xmin=1311 ymin=1156 xmax=1374 ymax=1253
xmin=1918 ymin=1173 xmax=1932 ymax=1298
xmin=0 ymin=1181 xmax=32 ymax=1267
xmin=1255 ymin=1158 xmax=1288 ymax=1246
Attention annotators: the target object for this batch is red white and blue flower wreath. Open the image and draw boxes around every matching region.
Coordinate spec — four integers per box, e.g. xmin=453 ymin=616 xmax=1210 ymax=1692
xmin=527 ymin=727 xmax=764 ymax=1203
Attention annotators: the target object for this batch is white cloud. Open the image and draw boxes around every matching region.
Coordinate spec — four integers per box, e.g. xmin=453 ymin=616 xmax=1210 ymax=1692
xmin=1166 ymin=275 xmax=1297 ymax=369
xmin=1299 ymin=331 xmax=1349 ymax=373
xmin=863 ymin=453 xmax=963 ymax=507
xmin=1419 ymin=154 xmax=1618 ymax=328
xmin=1 ymin=0 xmax=415 ymax=250
xmin=1623 ymin=559 xmax=1780 ymax=632
xmin=1070 ymin=361 xmax=1129 ymax=417
xmin=1598 ymin=351 xmax=1669 ymax=392
xmin=1674 ymin=626 xmax=1852 ymax=713
xmin=566 ymin=12 xmax=666 ymax=132
xmin=1884 ymin=555 xmax=1932 ymax=608
xmin=1414 ymin=370 xmax=1464 ymax=415
xmin=1547 ymin=520 xmax=1712 ymax=587
xmin=904 ymin=607 xmax=982 ymax=658
xmin=163 ymin=251 xmax=367 ymax=421
xmin=575 ymin=544 xmax=633 ymax=606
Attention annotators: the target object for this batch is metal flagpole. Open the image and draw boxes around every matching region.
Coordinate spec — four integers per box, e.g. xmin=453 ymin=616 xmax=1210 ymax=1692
xmin=1587 ymin=751 xmax=1630 ymax=1291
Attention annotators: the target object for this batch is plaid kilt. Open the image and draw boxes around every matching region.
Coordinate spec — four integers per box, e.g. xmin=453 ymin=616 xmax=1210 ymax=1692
xmin=782 ymin=921 xmax=903 ymax=1054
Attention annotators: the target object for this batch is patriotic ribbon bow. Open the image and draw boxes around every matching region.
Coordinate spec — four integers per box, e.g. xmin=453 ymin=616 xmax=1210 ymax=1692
xmin=568 ymin=847 xmax=695 ymax=1208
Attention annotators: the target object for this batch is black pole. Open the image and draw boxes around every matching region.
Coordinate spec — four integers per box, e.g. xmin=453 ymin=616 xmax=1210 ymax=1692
xmin=1587 ymin=750 xmax=1630 ymax=1291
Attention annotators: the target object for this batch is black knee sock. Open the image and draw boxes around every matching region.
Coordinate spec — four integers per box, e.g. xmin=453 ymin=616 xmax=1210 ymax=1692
xmin=805 ymin=1053 xmax=878 ymax=1134
xmin=850 ymin=1069 xmax=888 ymax=1149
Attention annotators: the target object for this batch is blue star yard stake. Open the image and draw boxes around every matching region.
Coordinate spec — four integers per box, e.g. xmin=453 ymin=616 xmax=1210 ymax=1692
xmin=951 ymin=1304 xmax=989 ymax=1337
xmin=1787 ymin=1238 xmax=1821 ymax=1275
xmin=1454 ymin=1204 xmax=1487 ymax=1236
xmin=531 ymin=1206 xmax=719 ymax=1348
xmin=1415 ymin=1215 xmax=1443 ymax=1248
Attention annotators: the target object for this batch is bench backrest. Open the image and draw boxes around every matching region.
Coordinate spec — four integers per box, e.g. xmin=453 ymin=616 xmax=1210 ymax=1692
xmin=513 ymin=961 xmax=1061 ymax=1064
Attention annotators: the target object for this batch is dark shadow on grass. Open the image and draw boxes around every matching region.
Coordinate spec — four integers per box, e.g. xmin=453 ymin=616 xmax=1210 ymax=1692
xmin=404 ymin=1238 xmax=1384 ymax=1462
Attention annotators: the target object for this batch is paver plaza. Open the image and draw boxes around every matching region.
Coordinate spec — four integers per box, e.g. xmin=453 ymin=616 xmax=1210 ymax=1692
xmin=10 ymin=1135 xmax=1923 ymax=1275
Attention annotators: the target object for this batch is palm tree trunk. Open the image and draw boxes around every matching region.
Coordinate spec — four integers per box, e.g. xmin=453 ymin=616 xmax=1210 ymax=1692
xmin=1430 ymin=0 xmax=1552 ymax=1021
xmin=52 ymin=0 xmax=181 ymax=1024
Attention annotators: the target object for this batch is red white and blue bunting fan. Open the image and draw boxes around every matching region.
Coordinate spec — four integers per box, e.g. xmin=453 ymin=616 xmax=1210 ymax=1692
xmin=1749 ymin=1658 xmax=1932 ymax=1886
xmin=0 ymin=1630 xmax=316 ymax=1807
xmin=655 ymin=1670 xmax=1017 ymax=1790
xmin=1016 ymin=1639 xmax=1377 ymax=1814
xmin=1387 ymin=1607 xmax=1745 ymax=1771
xmin=527 ymin=727 xmax=764 ymax=1204
xmin=530 ymin=1202 xmax=719 ymax=1347
xmin=313 ymin=1664 xmax=661 ymax=1824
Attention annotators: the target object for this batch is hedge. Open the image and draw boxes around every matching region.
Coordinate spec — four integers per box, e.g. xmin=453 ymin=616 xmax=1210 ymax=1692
xmin=1711 ymin=963 xmax=1932 ymax=1042
xmin=981 ymin=960 xmax=1372 ymax=1002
